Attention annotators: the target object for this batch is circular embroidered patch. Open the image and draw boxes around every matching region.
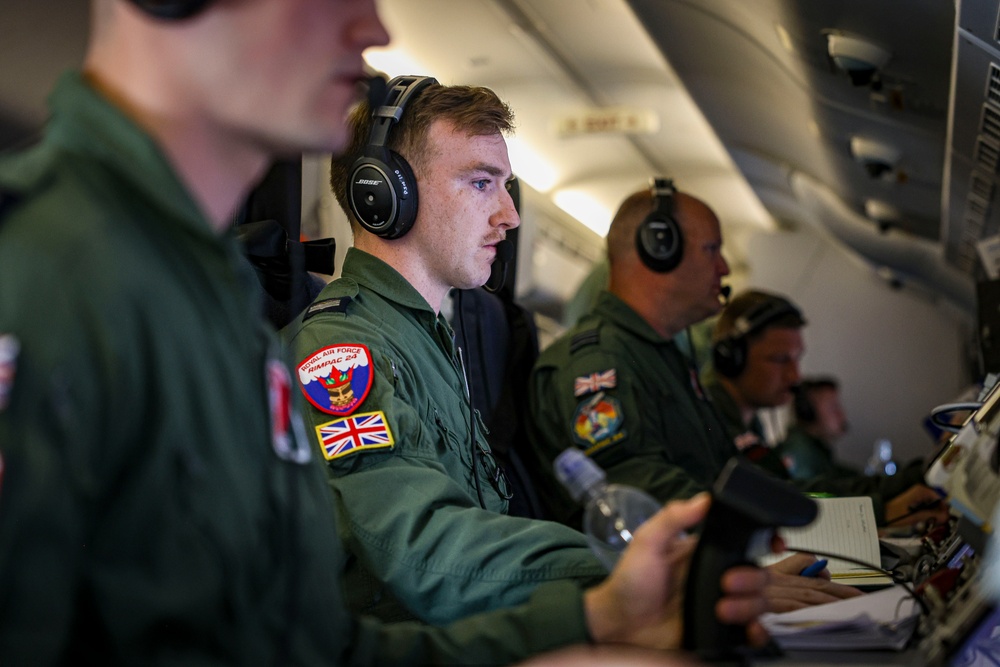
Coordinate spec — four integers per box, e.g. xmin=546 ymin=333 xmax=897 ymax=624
xmin=297 ymin=344 xmax=374 ymax=416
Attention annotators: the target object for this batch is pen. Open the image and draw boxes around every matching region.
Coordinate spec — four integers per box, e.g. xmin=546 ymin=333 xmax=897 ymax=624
xmin=799 ymin=559 xmax=828 ymax=577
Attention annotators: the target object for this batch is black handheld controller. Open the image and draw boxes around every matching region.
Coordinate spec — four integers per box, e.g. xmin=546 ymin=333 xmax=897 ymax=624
xmin=682 ymin=457 xmax=818 ymax=661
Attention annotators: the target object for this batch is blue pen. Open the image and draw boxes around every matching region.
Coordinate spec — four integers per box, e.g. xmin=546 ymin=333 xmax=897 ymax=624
xmin=799 ymin=559 xmax=828 ymax=577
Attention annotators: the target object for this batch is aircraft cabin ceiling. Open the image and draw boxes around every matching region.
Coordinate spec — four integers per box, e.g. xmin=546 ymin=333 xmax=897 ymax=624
xmin=4 ymin=0 xmax=1000 ymax=316
xmin=368 ymin=0 xmax=991 ymax=315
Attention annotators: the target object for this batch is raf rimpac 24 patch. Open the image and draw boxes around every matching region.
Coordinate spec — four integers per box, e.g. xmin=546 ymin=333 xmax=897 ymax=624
xmin=316 ymin=411 xmax=395 ymax=461
xmin=573 ymin=391 xmax=626 ymax=452
xmin=297 ymin=344 xmax=373 ymax=416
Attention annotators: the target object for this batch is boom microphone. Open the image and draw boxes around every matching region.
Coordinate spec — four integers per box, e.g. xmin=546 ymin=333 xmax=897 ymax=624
xmin=495 ymin=239 xmax=514 ymax=263
xmin=484 ymin=239 xmax=514 ymax=294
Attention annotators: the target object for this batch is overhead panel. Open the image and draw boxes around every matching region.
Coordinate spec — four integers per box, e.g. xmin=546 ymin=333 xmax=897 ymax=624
xmin=947 ymin=0 xmax=1000 ymax=272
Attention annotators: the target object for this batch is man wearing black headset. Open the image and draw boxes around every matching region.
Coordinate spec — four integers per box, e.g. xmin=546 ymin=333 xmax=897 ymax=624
xmin=281 ymin=76 xmax=792 ymax=648
xmin=0 ymin=1 xmax=772 ymax=664
xmin=284 ymin=80 xmax=619 ymax=625
xmin=525 ymin=184 xmax=865 ymax=613
xmin=706 ymin=290 xmax=948 ymax=527
xmin=775 ymin=376 xmax=858 ymax=481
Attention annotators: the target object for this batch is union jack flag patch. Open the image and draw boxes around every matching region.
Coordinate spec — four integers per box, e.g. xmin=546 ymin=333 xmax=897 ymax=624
xmin=316 ymin=411 xmax=394 ymax=461
xmin=574 ymin=369 xmax=616 ymax=397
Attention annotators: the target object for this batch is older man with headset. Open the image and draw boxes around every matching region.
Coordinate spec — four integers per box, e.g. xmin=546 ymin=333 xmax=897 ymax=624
xmin=526 ymin=181 xmax=867 ymax=613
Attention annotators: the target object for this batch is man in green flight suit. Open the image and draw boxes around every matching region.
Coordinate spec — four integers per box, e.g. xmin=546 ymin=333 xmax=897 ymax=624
xmin=527 ymin=184 xmax=736 ymax=529
xmin=524 ymin=181 xmax=866 ymax=613
xmin=706 ymin=289 xmax=949 ymax=527
xmin=776 ymin=376 xmax=860 ymax=481
xmin=285 ymin=79 xmax=619 ymax=625
xmin=524 ymin=181 xmax=947 ymax=610
xmin=0 ymin=1 xmax=773 ymax=664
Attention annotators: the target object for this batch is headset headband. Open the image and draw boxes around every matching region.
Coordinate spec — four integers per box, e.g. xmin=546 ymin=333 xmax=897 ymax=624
xmin=364 ymin=76 xmax=437 ymax=152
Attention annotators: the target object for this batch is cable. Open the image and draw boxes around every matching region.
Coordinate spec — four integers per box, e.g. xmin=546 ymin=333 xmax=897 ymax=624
xmin=783 ymin=546 xmax=929 ymax=615
xmin=483 ymin=239 xmax=513 ymax=294
xmin=929 ymin=402 xmax=981 ymax=433
xmin=885 ymin=498 xmax=945 ymax=526
xmin=453 ymin=289 xmax=487 ymax=509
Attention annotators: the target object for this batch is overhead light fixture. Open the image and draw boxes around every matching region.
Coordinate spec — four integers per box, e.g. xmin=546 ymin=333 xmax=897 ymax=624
xmin=827 ymin=33 xmax=891 ymax=86
xmin=553 ymin=190 xmax=613 ymax=237
xmin=774 ymin=23 xmax=794 ymax=53
xmin=864 ymin=199 xmax=901 ymax=232
xmin=362 ymin=47 xmax=429 ymax=79
xmin=850 ymin=136 xmax=901 ymax=179
xmin=505 ymin=137 xmax=560 ymax=193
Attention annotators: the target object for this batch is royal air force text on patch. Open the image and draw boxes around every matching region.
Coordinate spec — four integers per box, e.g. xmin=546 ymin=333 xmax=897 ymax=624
xmin=297 ymin=343 xmax=373 ymax=417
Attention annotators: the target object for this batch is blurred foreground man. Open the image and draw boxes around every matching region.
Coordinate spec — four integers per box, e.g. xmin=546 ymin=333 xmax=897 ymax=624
xmin=0 ymin=1 xmax=770 ymax=664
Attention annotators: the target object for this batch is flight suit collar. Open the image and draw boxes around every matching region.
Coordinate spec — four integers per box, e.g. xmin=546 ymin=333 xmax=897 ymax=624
xmin=591 ymin=290 xmax=671 ymax=345
xmin=340 ymin=247 xmax=438 ymax=315
xmin=337 ymin=247 xmax=460 ymax=383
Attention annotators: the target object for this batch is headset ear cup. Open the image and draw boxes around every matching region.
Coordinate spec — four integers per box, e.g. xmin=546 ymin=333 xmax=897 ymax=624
xmin=385 ymin=151 xmax=419 ymax=239
xmin=347 ymin=75 xmax=436 ymax=240
xmin=128 ymin=0 xmax=211 ymax=20
xmin=712 ymin=337 xmax=745 ymax=378
xmin=636 ymin=216 xmax=684 ymax=272
xmin=348 ymin=150 xmax=419 ymax=239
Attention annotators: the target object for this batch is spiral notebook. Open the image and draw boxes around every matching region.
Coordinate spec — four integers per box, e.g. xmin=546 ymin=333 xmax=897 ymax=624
xmin=759 ymin=496 xmax=894 ymax=587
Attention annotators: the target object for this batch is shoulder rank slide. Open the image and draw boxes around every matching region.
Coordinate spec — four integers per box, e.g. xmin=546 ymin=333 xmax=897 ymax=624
xmin=570 ymin=328 xmax=600 ymax=354
xmin=303 ymin=296 xmax=353 ymax=321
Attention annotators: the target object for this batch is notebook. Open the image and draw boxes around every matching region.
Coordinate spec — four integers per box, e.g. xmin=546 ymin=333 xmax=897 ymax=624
xmin=759 ymin=496 xmax=894 ymax=587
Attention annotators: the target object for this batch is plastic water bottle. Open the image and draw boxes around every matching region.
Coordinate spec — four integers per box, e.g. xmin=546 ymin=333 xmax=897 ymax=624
xmin=865 ymin=438 xmax=897 ymax=476
xmin=554 ymin=448 xmax=663 ymax=570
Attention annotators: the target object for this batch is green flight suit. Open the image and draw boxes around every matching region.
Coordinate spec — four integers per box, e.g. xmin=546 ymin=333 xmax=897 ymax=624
xmin=776 ymin=425 xmax=860 ymax=481
xmin=701 ymin=374 xmax=793 ymax=478
xmin=285 ymin=248 xmax=607 ymax=625
xmin=526 ymin=291 xmax=733 ymax=529
xmin=0 ymin=72 xmax=591 ymax=665
xmin=702 ymin=376 xmax=929 ymax=523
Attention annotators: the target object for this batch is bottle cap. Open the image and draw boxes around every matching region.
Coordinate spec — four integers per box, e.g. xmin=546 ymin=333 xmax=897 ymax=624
xmin=554 ymin=448 xmax=606 ymax=502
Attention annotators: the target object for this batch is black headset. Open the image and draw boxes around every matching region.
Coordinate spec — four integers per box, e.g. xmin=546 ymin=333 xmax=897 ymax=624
xmin=347 ymin=75 xmax=438 ymax=240
xmin=712 ymin=296 xmax=803 ymax=378
xmin=128 ymin=0 xmax=211 ymax=20
xmin=792 ymin=385 xmax=817 ymax=423
xmin=636 ymin=177 xmax=684 ymax=272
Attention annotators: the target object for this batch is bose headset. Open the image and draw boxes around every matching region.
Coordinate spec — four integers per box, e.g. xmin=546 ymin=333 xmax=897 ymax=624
xmin=712 ymin=295 xmax=804 ymax=378
xmin=347 ymin=75 xmax=438 ymax=240
xmin=637 ymin=177 xmax=684 ymax=273
xmin=128 ymin=0 xmax=211 ymax=20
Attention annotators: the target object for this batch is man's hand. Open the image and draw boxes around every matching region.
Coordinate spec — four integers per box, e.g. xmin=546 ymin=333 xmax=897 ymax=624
xmin=763 ymin=553 xmax=864 ymax=613
xmin=515 ymin=645 xmax=702 ymax=667
xmin=885 ymin=485 xmax=949 ymax=528
xmin=583 ymin=494 xmax=769 ymax=650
